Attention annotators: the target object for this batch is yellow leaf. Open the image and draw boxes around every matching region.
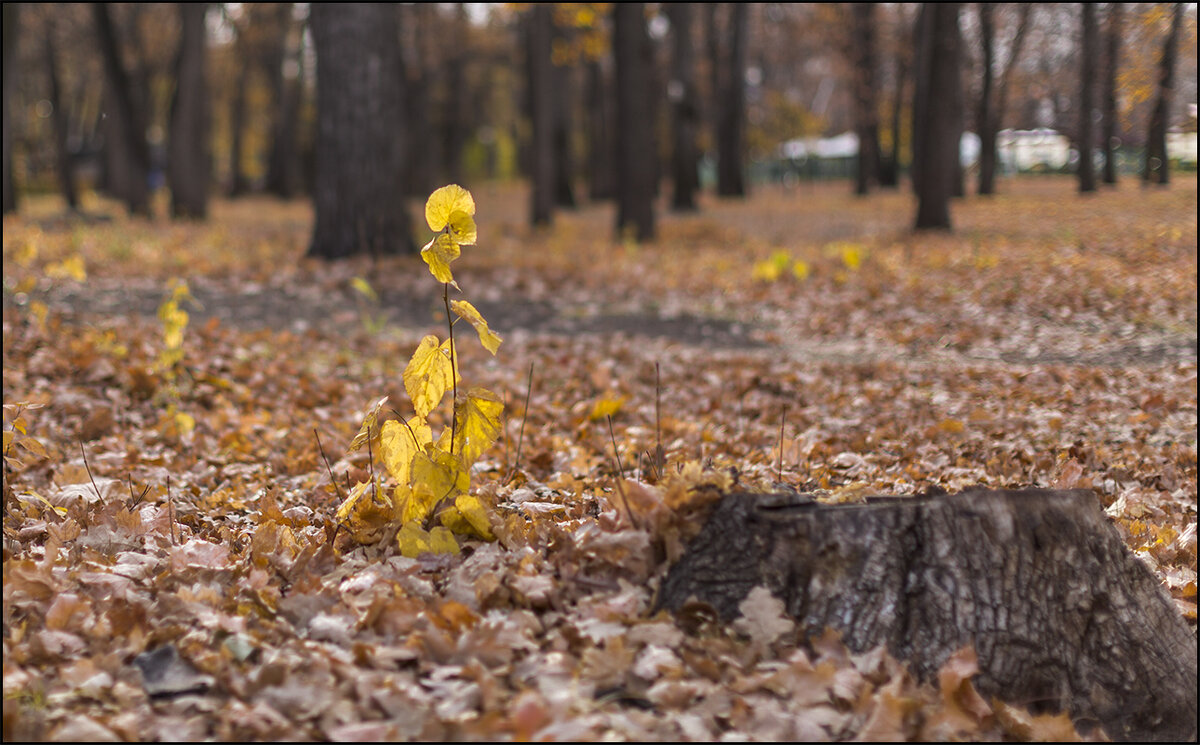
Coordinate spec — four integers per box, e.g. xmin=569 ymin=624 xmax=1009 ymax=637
xmin=589 ymin=394 xmax=626 ymax=422
xmin=440 ymin=493 xmax=495 ymax=540
xmin=405 ymin=447 xmax=469 ymax=523
xmin=3 ymin=431 xmax=13 ymax=452
xmin=752 ymin=260 xmax=782 ymax=282
xmin=424 ymin=184 xmax=477 ymax=245
xmin=348 ymin=396 xmax=390 ymax=452
xmin=350 ymin=276 xmax=378 ymax=302
xmin=429 ymin=526 xmax=462 ymax=554
xmin=404 ymin=336 xmax=456 ymax=419
xmin=336 ymin=479 xmax=394 ymax=544
xmin=379 ymin=417 xmax=431 ymax=485
xmin=839 ymin=243 xmax=864 ymax=270
xmin=46 ymin=255 xmax=87 ymax=281
xmin=450 ymin=300 xmax=502 ymax=354
xmin=421 ymin=233 xmax=462 ymax=284
xmin=450 ymin=387 xmax=504 ymax=467
xmin=397 ymin=522 xmax=433 ymax=558
xmin=29 ymin=301 xmax=48 ymax=331
xmin=792 ymin=259 xmax=811 ymax=280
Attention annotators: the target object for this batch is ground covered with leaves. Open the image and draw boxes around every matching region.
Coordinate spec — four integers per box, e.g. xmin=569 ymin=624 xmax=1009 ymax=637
xmin=3 ymin=177 xmax=1196 ymax=741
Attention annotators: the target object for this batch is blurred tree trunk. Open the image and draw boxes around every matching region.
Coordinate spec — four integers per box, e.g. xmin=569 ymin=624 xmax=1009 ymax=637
xmin=44 ymin=17 xmax=80 ymax=211
xmin=975 ymin=4 xmax=996 ymax=196
xmin=402 ymin=4 xmax=435 ymax=196
xmin=551 ymin=23 xmax=576 ymax=208
xmin=850 ymin=3 xmax=880 ymax=196
xmin=1101 ymin=4 xmax=1122 ymax=185
xmin=169 ymin=3 xmax=210 ymax=218
xmin=526 ymin=3 xmax=554 ymax=226
xmin=912 ymin=3 xmax=961 ymax=230
xmin=308 ymin=3 xmax=413 ymax=259
xmin=585 ymin=58 xmax=615 ymax=200
xmin=2 ymin=3 xmax=18 ymax=214
xmin=267 ymin=3 xmax=302 ymax=199
xmin=93 ymin=3 xmax=151 ymax=216
xmin=443 ymin=4 xmax=469 ymax=188
xmin=979 ymin=4 xmax=1031 ymax=195
xmin=667 ymin=2 xmax=699 ymax=211
xmin=1078 ymin=3 xmax=1097 ymax=194
xmin=228 ymin=26 xmax=250 ymax=196
xmin=1143 ymin=2 xmax=1182 ymax=186
xmin=715 ymin=3 xmax=747 ymax=197
xmin=881 ymin=6 xmax=913 ymax=189
xmin=613 ymin=2 xmax=656 ymax=241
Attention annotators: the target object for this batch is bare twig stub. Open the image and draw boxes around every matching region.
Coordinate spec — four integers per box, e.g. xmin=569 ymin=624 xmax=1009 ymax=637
xmin=656 ymin=488 xmax=1197 ymax=742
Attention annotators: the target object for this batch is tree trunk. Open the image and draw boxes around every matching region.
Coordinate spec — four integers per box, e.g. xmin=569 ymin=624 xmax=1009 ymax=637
xmin=228 ymin=37 xmax=250 ymax=197
xmin=1143 ymin=2 xmax=1182 ymax=186
xmin=912 ymin=3 xmax=960 ymax=230
xmin=613 ymin=3 xmax=656 ymax=242
xmin=881 ymin=5 xmax=913 ymax=189
xmin=92 ymin=3 xmax=151 ymax=217
xmin=851 ymin=4 xmax=880 ymax=196
xmin=657 ymin=488 xmax=1198 ymax=742
xmin=442 ymin=3 xmax=469 ymax=189
xmin=667 ymin=3 xmax=699 ymax=212
xmin=267 ymin=3 xmax=302 ymax=199
xmin=526 ymin=4 xmax=554 ymax=226
xmin=3 ymin=3 xmax=19 ymax=214
xmin=308 ymin=3 xmax=412 ymax=259
xmin=1101 ymin=4 xmax=1122 ymax=185
xmin=168 ymin=3 xmax=210 ymax=219
xmin=975 ymin=4 xmax=996 ymax=196
xmin=716 ymin=3 xmax=747 ymax=198
xmin=585 ymin=58 xmax=615 ymax=201
xmin=44 ymin=17 xmax=80 ymax=211
xmin=551 ymin=25 xmax=576 ymax=209
xmin=1078 ymin=3 xmax=1098 ymax=194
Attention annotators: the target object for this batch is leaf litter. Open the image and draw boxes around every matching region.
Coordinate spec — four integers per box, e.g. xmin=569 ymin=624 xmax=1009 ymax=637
xmin=3 ymin=177 xmax=1196 ymax=740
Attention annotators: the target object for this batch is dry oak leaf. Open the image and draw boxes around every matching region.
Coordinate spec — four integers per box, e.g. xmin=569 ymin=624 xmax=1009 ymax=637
xmin=733 ymin=586 xmax=795 ymax=646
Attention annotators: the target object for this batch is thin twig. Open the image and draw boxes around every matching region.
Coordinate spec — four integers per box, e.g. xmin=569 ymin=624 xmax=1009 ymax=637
xmin=654 ymin=361 xmax=664 ymax=477
xmin=508 ymin=362 xmax=535 ymax=482
xmin=126 ymin=474 xmax=150 ymax=510
xmin=607 ymin=415 xmax=626 ymax=479
xmin=79 ymin=441 xmax=107 ymax=506
xmin=443 ymin=282 xmax=458 ymax=454
xmin=166 ymin=473 xmax=177 ymax=545
xmin=606 ymin=415 xmax=640 ymax=530
xmin=313 ymin=428 xmax=345 ymax=500
xmin=777 ymin=404 xmax=788 ymax=483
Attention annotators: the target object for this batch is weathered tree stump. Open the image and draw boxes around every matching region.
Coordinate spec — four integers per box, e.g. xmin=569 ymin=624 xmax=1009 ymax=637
xmin=656 ymin=488 xmax=1197 ymax=742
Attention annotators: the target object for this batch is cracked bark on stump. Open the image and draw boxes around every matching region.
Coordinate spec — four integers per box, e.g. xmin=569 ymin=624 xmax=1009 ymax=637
xmin=656 ymin=488 xmax=1197 ymax=742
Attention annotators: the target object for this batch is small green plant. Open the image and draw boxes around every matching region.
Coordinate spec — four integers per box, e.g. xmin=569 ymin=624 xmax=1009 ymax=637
xmin=337 ymin=185 xmax=504 ymax=556
xmin=350 ymin=276 xmax=388 ymax=334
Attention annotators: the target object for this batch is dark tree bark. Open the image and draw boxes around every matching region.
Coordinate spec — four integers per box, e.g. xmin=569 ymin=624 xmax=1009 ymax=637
xmin=442 ymin=3 xmax=469 ymax=189
xmin=912 ymin=3 xmax=961 ymax=230
xmin=168 ymin=3 xmax=210 ymax=219
xmin=715 ymin=4 xmax=748 ymax=198
xmin=402 ymin=4 xmax=436 ymax=196
xmin=551 ymin=24 xmax=576 ymax=209
xmin=308 ymin=3 xmax=413 ymax=259
xmin=1101 ymin=4 xmax=1122 ymax=185
xmin=1078 ymin=3 xmax=1098 ymax=193
xmin=1143 ymin=2 xmax=1182 ymax=186
xmin=978 ymin=3 xmax=1032 ymax=195
xmin=267 ymin=3 xmax=303 ymax=199
xmin=975 ymin=4 xmax=996 ymax=196
xmin=92 ymin=3 xmax=151 ymax=216
xmin=667 ymin=3 xmax=699 ymax=212
xmin=227 ymin=35 xmax=250 ymax=196
xmin=613 ymin=3 xmax=656 ymax=241
xmin=2 ymin=3 xmax=18 ymax=214
xmin=881 ymin=5 xmax=913 ymax=189
xmin=526 ymin=3 xmax=554 ymax=226
xmin=585 ymin=58 xmax=615 ymax=201
xmin=44 ymin=17 xmax=80 ymax=210
xmin=658 ymin=488 xmax=1198 ymax=743
xmin=850 ymin=3 xmax=880 ymax=196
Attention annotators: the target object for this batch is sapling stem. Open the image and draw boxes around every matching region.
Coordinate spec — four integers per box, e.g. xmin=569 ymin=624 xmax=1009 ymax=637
xmin=508 ymin=362 xmax=535 ymax=482
xmin=443 ymin=281 xmax=458 ymax=454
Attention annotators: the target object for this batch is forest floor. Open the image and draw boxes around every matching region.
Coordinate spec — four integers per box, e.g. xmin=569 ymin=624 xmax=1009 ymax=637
xmin=3 ymin=175 xmax=1197 ymax=740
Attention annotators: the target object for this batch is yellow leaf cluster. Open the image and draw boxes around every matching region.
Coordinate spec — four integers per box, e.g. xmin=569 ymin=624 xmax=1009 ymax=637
xmin=421 ymin=184 xmax=476 ymax=285
xmin=403 ymin=337 xmax=457 ymax=419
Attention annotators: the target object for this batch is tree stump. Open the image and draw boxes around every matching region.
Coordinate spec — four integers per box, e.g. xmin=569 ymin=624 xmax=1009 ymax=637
xmin=655 ymin=488 xmax=1197 ymax=742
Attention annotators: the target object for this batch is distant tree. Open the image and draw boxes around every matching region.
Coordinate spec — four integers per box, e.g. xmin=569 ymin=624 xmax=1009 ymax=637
xmin=1143 ymin=2 xmax=1183 ymax=186
xmin=2 ymin=3 xmax=18 ymax=214
xmin=667 ymin=2 xmax=700 ymax=211
xmin=912 ymin=3 xmax=962 ymax=230
xmin=551 ymin=17 xmax=576 ymax=208
xmin=168 ymin=3 xmax=210 ymax=218
xmin=266 ymin=3 xmax=304 ymax=199
xmin=525 ymin=3 xmax=554 ymax=226
xmin=714 ymin=3 xmax=748 ymax=197
xmin=1101 ymin=3 xmax=1122 ymax=185
xmin=443 ymin=3 xmax=469 ymax=189
xmin=849 ymin=3 xmax=881 ymax=196
xmin=308 ymin=3 xmax=413 ymax=259
xmin=585 ymin=56 xmax=615 ymax=200
xmin=881 ymin=4 xmax=915 ymax=189
xmin=92 ymin=3 xmax=151 ymax=216
xmin=977 ymin=4 xmax=1032 ymax=196
xmin=1078 ymin=3 xmax=1098 ymax=193
xmin=43 ymin=15 xmax=80 ymax=210
xmin=613 ymin=3 xmax=656 ymax=241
